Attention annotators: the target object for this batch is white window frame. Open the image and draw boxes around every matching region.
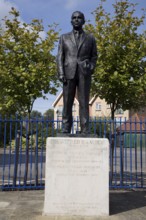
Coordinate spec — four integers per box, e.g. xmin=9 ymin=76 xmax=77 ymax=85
xmin=95 ymin=102 xmax=101 ymax=111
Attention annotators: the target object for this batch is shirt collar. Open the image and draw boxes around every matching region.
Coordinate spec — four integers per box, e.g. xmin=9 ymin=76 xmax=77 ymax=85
xmin=73 ymin=29 xmax=83 ymax=35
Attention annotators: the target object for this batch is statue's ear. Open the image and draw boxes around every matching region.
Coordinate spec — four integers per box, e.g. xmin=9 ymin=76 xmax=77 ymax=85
xmin=82 ymin=20 xmax=85 ymax=25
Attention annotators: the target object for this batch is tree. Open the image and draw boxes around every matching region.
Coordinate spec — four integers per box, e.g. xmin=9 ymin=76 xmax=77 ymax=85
xmin=86 ymin=0 xmax=146 ymax=120
xmin=0 ymin=7 xmax=59 ymax=184
xmin=30 ymin=110 xmax=42 ymax=118
xmin=0 ymin=8 xmax=59 ymax=117
xmin=43 ymin=108 xmax=54 ymax=120
xmin=86 ymin=0 xmax=146 ymax=184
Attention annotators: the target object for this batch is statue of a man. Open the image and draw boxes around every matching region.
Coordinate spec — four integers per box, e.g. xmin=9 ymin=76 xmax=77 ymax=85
xmin=57 ymin=11 xmax=97 ymax=134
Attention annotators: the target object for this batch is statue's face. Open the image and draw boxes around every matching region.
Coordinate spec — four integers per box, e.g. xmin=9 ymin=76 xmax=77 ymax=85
xmin=71 ymin=12 xmax=85 ymax=29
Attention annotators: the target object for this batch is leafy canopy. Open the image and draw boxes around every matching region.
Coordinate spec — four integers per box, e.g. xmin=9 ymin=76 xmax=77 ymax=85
xmin=0 ymin=8 xmax=59 ymax=115
xmin=86 ymin=0 xmax=146 ymax=119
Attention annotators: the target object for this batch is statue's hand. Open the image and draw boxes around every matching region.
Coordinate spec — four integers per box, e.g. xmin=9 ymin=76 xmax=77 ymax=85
xmin=59 ymin=75 xmax=67 ymax=84
xmin=84 ymin=60 xmax=92 ymax=70
xmin=86 ymin=62 xmax=94 ymax=70
xmin=86 ymin=63 xmax=91 ymax=69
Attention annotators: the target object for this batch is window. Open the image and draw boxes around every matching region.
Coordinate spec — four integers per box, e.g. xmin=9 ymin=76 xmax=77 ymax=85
xmin=95 ymin=102 xmax=101 ymax=111
xmin=107 ymin=104 xmax=110 ymax=109
xmin=57 ymin=105 xmax=63 ymax=117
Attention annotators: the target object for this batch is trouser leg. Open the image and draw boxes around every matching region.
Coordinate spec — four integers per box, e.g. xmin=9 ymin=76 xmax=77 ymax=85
xmin=77 ymin=72 xmax=91 ymax=134
xmin=62 ymin=79 xmax=76 ymax=133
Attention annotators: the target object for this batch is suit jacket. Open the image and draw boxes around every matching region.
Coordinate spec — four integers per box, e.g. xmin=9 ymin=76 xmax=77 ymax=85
xmin=57 ymin=30 xmax=97 ymax=79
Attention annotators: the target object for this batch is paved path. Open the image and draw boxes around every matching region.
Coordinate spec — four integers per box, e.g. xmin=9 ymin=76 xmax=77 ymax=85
xmin=0 ymin=189 xmax=146 ymax=220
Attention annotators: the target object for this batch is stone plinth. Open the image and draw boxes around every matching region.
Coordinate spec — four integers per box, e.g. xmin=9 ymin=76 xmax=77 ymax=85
xmin=43 ymin=138 xmax=109 ymax=217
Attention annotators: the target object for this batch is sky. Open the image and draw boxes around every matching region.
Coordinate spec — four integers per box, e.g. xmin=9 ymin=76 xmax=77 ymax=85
xmin=0 ymin=0 xmax=145 ymax=114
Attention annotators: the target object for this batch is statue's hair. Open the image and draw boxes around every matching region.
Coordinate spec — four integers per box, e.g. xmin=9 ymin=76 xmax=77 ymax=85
xmin=71 ymin=11 xmax=85 ymax=22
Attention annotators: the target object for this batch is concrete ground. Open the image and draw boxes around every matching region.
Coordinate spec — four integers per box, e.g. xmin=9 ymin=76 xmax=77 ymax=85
xmin=0 ymin=189 xmax=146 ymax=220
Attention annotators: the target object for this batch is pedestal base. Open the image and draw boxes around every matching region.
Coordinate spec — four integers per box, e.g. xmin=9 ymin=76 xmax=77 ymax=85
xmin=43 ymin=137 xmax=109 ymax=217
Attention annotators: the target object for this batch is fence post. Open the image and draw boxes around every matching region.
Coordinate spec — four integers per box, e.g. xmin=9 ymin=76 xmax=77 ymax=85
xmin=24 ymin=118 xmax=30 ymax=186
xmin=13 ymin=131 xmax=20 ymax=187
xmin=120 ymin=138 xmax=124 ymax=186
xmin=119 ymin=118 xmax=124 ymax=186
xmin=35 ymin=118 xmax=39 ymax=186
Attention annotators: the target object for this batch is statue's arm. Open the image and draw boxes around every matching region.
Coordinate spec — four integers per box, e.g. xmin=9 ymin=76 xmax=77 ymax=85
xmin=57 ymin=35 xmax=66 ymax=82
xmin=90 ymin=35 xmax=98 ymax=71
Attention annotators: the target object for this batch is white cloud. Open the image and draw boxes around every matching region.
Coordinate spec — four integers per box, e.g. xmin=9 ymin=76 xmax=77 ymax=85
xmin=0 ymin=0 xmax=46 ymax=39
xmin=0 ymin=0 xmax=18 ymax=20
xmin=65 ymin=0 xmax=82 ymax=10
xmin=39 ymin=30 xmax=47 ymax=40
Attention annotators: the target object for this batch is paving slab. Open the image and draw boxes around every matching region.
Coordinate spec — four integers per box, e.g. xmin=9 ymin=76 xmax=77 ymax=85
xmin=0 ymin=189 xmax=146 ymax=220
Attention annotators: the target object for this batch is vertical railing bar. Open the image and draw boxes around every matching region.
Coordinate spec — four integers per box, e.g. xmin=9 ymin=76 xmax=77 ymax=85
xmin=124 ymin=117 xmax=127 ymax=186
xmin=40 ymin=117 xmax=44 ymax=186
xmin=24 ymin=116 xmax=29 ymax=187
xmin=114 ymin=119 xmax=117 ymax=186
xmin=45 ymin=117 xmax=48 ymax=137
xmin=2 ymin=116 xmax=7 ymax=188
xmin=99 ymin=117 xmax=102 ymax=137
xmin=104 ymin=118 xmax=107 ymax=138
xmin=109 ymin=119 xmax=112 ymax=187
xmin=88 ymin=117 xmax=91 ymax=134
xmin=13 ymin=114 xmax=19 ymax=187
xmin=52 ymin=119 xmax=55 ymax=137
xmin=8 ymin=116 xmax=12 ymax=187
xmin=56 ymin=116 xmax=58 ymax=132
xmin=29 ymin=119 xmax=33 ymax=187
xmin=35 ymin=117 xmax=39 ymax=186
xmin=18 ymin=117 xmax=23 ymax=187
xmin=76 ymin=116 xmax=78 ymax=134
xmin=0 ymin=115 xmax=2 ymax=189
xmin=134 ymin=117 xmax=138 ymax=187
xmin=130 ymin=118 xmax=133 ymax=186
xmin=120 ymin=117 xmax=124 ymax=187
xmin=45 ymin=118 xmax=49 ymax=182
xmin=94 ymin=117 xmax=96 ymax=135
xmin=145 ymin=120 xmax=146 ymax=188
xmin=140 ymin=117 xmax=143 ymax=187
xmin=72 ymin=116 xmax=74 ymax=134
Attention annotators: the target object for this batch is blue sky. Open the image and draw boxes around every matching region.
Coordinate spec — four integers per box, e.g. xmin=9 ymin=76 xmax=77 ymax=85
xmin=0 ymin=0 xmax=145 ymax=114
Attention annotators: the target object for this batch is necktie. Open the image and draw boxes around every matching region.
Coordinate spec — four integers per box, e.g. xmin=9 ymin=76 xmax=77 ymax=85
xmin=75 ymin=31 xmax=80 ymax=47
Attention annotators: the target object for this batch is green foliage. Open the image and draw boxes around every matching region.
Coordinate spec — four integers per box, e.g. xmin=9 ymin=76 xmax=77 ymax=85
xmin=30 ymin=110 xmax=42 ymax=118
xmin=90 ymin=117 xmax=110 ymax=136
xmin=0 ymin=115 xmax=16 ymax=147
xmin=0 ymin=8 xmax=59 ymax=115
xmin=43 ymin=108 xmax=54 ymax=120
xmin=124 ymin=133 xmax=146 ymax=148
xmin=0 ymin=115 xmax=56 ymax=149
xmin=86 ymin=0 xmax=146 ymax=119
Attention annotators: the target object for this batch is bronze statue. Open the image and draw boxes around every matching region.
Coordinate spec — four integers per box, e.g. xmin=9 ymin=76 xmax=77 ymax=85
xmin=57 ymin=11 xmax=97 ymax=134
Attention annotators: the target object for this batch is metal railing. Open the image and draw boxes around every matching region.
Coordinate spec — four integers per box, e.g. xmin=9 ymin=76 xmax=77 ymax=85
xmin=0 ymin=116 xmax=146 ymax=190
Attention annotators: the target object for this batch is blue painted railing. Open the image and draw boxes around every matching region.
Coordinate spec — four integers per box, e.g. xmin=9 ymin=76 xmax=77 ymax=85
xmin=0 ymin=116 xmax=146 ymax=190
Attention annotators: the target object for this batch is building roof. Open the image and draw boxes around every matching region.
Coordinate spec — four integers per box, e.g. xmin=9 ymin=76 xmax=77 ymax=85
xmin=117 ymin=113 xmax=146 ymax=133
xmin=89 ymin=95 xmax=98 ymax=105
xmin=52 ymin=91 xmax=63 ymax=107
xmin=52 ymin=90 xmax=79 ymax=107
xmin=52 ymin=90 xmax=104 ymax=108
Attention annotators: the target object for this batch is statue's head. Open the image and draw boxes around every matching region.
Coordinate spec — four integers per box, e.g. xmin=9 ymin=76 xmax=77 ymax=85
xmin=71 ymin=11 xmax=85 ymax=29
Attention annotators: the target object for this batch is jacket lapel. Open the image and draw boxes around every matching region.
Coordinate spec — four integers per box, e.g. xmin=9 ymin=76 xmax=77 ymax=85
xmin=69 ymin=31 xmax=86 ymax=50
xmin=69 ymin=31 xmax=76 ymax=46
xmin=78 ymin=31 xmax=86 ymax=50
